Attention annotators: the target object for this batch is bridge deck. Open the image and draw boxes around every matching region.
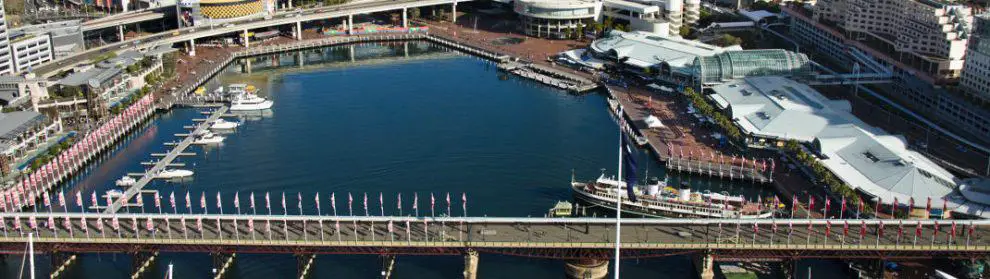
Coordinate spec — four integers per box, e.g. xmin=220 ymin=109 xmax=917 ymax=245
xmin=104 ymin=107 xmax=228 ymax=213
xmin=1 ymin=214 xmax=987 ymax=259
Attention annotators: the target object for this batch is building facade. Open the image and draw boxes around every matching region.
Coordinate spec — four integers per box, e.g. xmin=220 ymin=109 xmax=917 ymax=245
xmin=10 ymin=35 xmax=53 ymax=73
xmin=785 ymin=5 xmax=990 ymax=146
xmin=514 ymin=0 xmax=602 ymax=39
xmin=0 ymin=0 xmax=13 ymax=76
xmin=813 ymin=0 xmax=972 ymax=83
xmin=960 ymin=14 xmax=990 ymax=102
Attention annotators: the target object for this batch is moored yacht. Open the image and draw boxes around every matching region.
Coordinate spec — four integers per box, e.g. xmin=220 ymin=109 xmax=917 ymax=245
xmin=115 ymin=176 xmax=137 ymax=187
xmin=156 ymin=169 xmax=194 ymax=179
xmin=192 ymin=131 xmax=225 ymax=145
xmin=227 ymin=84 xmax=274 ymax=111
xmin=210 ymin=118 xmax=240 ymax=130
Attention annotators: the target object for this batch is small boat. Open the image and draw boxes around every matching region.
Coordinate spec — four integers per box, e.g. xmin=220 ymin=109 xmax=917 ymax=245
xmin=156 ymin=169 xmax=194 ymax=179
xmin=105 ymin=189 xmax=124 ymax=198
xmin=115 ymin=176 xmax=137 ymax=187
xmin=210 ymin=119 xmax=240 ymax=130
xmin=192 ymin=131 xmax=225 ymax=145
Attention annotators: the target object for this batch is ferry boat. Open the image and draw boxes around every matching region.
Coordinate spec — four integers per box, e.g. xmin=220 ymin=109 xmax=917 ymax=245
xmin=156 ymin=169 xmax=194 ymax=179
xmin=210 ymin=118 xmax=240 ymax=130
xmin=571 ymin=175 xmax=776 ymax=218
xmin=227 ymin=84 xmax=274 ymax=111
xmin=115 ymin=176 xmax=137 ymax=187
xmin=192 ymin=131 xmax=225 ymax=145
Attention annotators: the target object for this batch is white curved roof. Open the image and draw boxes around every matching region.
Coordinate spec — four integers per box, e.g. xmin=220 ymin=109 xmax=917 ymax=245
xmin=815 ymin=124 xmax=957 ymax=205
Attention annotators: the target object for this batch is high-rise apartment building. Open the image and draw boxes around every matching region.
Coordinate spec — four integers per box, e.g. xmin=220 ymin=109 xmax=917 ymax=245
xmin=960 ymin=14 xmax=990 ymax=101
xmin=0 ymin=0 xmax=13 ymax=76
xmin=814 ymin=0 xmax=972 ymax=83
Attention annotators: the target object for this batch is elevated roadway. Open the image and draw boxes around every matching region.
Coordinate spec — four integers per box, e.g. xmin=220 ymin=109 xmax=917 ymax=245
xmin=0 ymin=213 xmax=987 ymax=260
xmin=82 ymin=10 xmax=168 ymax=32
xmin=35 ymin=0 xmax=469 ymax=77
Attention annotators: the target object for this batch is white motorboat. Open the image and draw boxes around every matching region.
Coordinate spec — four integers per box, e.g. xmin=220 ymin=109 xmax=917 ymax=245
xmin=115 ymin=176 xmax=137 ymax=187
xmin=105 ymin=189 xmax=124 ymax=198
xmin=210 ymin=118 xmax=240 ymax=130
xmin=192 ymin=131 xmax=225 ymax=145
xmin=227 ymin=84 xmax=274 ymax=111
xmin=156 ymin=169 xmax=194 ymax=179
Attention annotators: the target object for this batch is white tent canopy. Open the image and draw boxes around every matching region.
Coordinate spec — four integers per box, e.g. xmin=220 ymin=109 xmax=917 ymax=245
xmin=644 ymin=115 xmax=664 ymax=128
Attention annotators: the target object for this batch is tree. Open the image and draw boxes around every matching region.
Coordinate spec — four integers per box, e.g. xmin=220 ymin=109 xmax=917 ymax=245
xmin=714 ymin=34 xmax=742 ymax=47
xmin=679 ymin=25 xmax=691 ymax=37
xmin=575 ymin=23 xmax=585 ymax=40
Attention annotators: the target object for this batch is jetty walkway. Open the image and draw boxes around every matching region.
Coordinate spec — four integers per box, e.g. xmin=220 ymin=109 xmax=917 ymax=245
xmin=104 ymin=106 xmax=229 ymax=213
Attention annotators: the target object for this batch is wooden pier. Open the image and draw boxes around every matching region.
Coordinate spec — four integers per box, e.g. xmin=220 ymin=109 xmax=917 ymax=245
xmin=104 ymin=106 xmax=229 ymax=213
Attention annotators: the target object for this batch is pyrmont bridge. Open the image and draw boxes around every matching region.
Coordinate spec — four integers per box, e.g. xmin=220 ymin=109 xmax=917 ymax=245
xmin=1 ymin=213 xmax=987 ymax=259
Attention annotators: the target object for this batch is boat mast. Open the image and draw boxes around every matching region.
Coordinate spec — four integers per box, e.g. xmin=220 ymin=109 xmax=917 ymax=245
xmin=614 ymin=105 xmax=623 ymax=279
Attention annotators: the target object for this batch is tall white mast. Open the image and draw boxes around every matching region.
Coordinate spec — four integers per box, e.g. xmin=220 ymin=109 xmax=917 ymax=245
xmin=29 ymin=233 xmax=35 ymax=279
xmin=614 ymin=106 xmax=623 ymax=279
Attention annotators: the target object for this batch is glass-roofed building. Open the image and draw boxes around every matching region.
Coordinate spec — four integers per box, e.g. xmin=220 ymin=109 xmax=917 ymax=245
xmin=692 ymin=49 xmax=814 ymax=85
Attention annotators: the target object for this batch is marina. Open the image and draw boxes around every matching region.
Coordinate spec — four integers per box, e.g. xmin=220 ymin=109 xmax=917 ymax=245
xmin=103 ymin=106 xmax=229 ymax=213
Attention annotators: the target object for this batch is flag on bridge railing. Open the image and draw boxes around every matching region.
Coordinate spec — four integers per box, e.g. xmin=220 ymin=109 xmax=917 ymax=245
xmin=47 ymin=216 xmax=55 ymax=230
xmin=621 ymin=132 xmax=638 ymax=203
xmin=58 ymin=191 xmax=66 ymax=208
xmin=154 ymin=192 xmax=161 ymax=210
xmin=878 ymin=221 xmax=884 ymax=237
xmin=248 ymin=219 xmax=254 ymax=232
xmin=43 ymin=192 xmax=51 ymax=207
xmin=909 ymin=198 xmax=915 ymax=216
xmin=146 ymin=218 xmax=154 ymax=232
xmin=217 ymin=192 xmax=223 ymax=209
xmin=266 ymin=192 xmax=271 ymax=212
xmin=170 ymin=192 xmax=176 ymax=211
xmin=250 ymin=192 xmax=256 ymax=210
xmin=379 ymin=192 xmax=385 ymax=216
xmin=331 ymin=193 xmax=337 ymax=216
xmin=363 ymin=193 xmax=368 ymax=216
xmin=13 ymin=216 xmax=19 ymax=230
xmin=943 ymin=197 xmax=948 ymax=218
xmin=95 ymin=217 xmax=102 ymax=235
xmin=200 ymin=192 xmax=207 ymax=211
xmin=298 ymin=192 xmax=303 ymax=215
xmin=234 ymin=192 xmax=240 ymax=210
xmin=180 ymin=218 xmax=186 ymax=235
xmin=916 ymin=222 xmax=923 ymax=238
xmin=430 ymin=193 xmax=435 ymax=216
xmin=196 ymin=218 xmax=203 ymax=232
xmin=62 ymin=217 xmax=72 ymax=233
xmin=186 ymin=192 xmax=192 ymax=210
xmin=131 ymin=217 xmax=138 ymax=236
xmin=397 ymin=193 xmax=402 ymax=211
xmin=843 ymin=221 xmax=849 ymax=238
xmin=282 ymin=192 xmax=287 ymax=215
xmin=413 ymin=193 xmax=419 ymax=215
xmin=315 ymin=193 xmax=321 ymax=215
xmin=112 ymin=217 xmax=119 ymax=231
xmin=76 ymin=192 xmax=83 ymax=209
xmin=348 ymin=193 xmax=354 ymax=216
xmin=825 ymin=221 xmax=831 ymax=237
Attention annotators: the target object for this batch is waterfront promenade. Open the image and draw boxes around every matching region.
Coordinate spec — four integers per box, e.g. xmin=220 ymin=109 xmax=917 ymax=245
xmin=0 ymin=213 xmax=986 ymax=260
xmin=0 ymin=96 xmax=156 ymax=213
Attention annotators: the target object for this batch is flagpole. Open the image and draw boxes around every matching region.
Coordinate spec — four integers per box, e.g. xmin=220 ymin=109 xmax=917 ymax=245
xmin=614 ymin=105 xmax=623 ymax=279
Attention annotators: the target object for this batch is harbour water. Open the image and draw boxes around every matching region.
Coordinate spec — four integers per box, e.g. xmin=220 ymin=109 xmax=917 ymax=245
xmin=0 ymin=42 xmax=843 ymax=278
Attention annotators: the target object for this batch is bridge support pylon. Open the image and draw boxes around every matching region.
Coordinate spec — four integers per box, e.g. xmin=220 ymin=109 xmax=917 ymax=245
xmin=130 ymin=251 xmax=160 ymax=279
xmin=693 ymin=253 xmax=715 ymax=279
xmin=463 ymin=249 xmax=479 ymax=279
xmin=211 ymin=253 xmax=237 ymax=279
xmin=297 ymin=254 xmax=316 ymax=279
xmin=563 ymin=259 xmax=608 ymax=279
xmin=49 ymin=251 xmax=77 ymax=279
xmin=381 ymin=254 xmax=396 ymax=279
